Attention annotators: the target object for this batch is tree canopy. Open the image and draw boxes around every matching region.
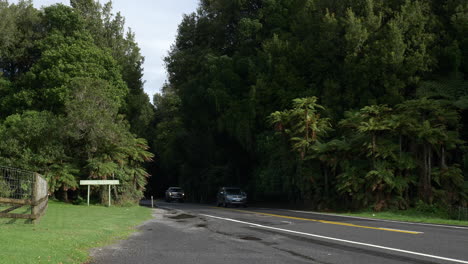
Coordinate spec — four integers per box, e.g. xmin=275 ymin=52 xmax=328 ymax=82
xmin=0 ymin=0 xmax=154 ymax=204
xmin=1 ymin=0 xmax=466 ymax=211
xmin=155 ymin=0 xmax=468 ymax=210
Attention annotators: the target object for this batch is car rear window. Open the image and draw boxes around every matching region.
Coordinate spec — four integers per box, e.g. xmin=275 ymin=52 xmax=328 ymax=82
xmin=170 ymin=188 xmax=182 ymax=192
xmin=225 ymin=189 xmax=241 ymax=195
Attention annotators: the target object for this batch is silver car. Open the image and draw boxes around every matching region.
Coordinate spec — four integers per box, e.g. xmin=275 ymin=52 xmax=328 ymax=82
xmin=217 ymin=187 xmax=247 ymax=207
xmin=165 ymin=187 xmax=185 ymax=202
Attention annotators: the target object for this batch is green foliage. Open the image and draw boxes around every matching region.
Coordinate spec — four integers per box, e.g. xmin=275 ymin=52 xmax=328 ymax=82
xmin=269 ymin=97 xmax=331 ymax=159
xmin=0 ymin=1 xmax=153 ymax=204
xmin=334 ymin=98 xmax=464 ymax=209
xmin=155 ymin=0 xmax=468 ymax=210
xmin=432 ymin=165 xmax=466 ymax=204
xmin=266 ymin=97 xmax=332 ymax=202
xmin=46 ymin=163 xmax=80 ymax=194
xmin=20 ymin=30 xmax=127 ymax=112
xmin=71 ymin=0 xmax=155 ymax=139
xmin=0 ymin=178 xmax=12 ymax=197
xmin=414 ymin=200 xmax=450 ymax=219
xmin=65 ymin=77 xmax=153 ymax=203
xmin=0 ymin=111 xmax=65 ymax=172
xmin=0 ymin=0 xmax=42 ymax=79
xmin=2 ymin=0 xmax=467 ymax=211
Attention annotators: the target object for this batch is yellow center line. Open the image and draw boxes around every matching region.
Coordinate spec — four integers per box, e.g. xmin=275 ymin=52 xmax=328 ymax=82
xmin=211 ymin=207 xmax=421 ymax=234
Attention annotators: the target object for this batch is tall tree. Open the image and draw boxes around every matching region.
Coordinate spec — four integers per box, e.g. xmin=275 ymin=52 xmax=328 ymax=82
xmin=0 ymin=0 xmax=42 ymax=80
xmin=70 ymin=0 xmax=155 ymax=138
xmin=0 ymin=1 xmax=154 ymax=204
xmin=65 ymin=77 xmax=153 ymax=203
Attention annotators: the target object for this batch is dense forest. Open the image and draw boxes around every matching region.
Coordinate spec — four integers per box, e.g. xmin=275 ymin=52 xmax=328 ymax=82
xmin=1 ymin=0 xmax=467 ymax=211
xmin=156 ymin=0 xmax=468 ymax=211
xmin=0 ymin=0 xmax=154 ymax=204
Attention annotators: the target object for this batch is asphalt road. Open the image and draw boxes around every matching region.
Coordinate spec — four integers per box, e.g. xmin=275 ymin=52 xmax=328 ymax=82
xmin=91 ymin=201 xmax=468 ymax=264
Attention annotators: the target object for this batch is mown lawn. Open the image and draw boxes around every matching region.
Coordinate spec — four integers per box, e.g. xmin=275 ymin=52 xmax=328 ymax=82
xmin=0 ymin=201 xmax=152 ymax=264
xmin=341 ymin=209 xmax=468 ymax=226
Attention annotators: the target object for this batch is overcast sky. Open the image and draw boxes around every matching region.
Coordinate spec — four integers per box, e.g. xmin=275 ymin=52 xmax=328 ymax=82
xmin=12 ymin=0 xmax=199 ymax=101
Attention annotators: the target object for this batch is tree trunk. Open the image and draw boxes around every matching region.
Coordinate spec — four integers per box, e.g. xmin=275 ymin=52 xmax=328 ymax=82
xmin=399 ymin=135 xmax=403 ymax=159
xmin=296 ymin=159 xmax=303 ymax=203
xmin=441 ymin=146 xmax=447 ymax=169
xmin=303 ymin=109 xmax=308 ymax=160
xmin=113 ymin=186 xmax=119 ymax=202
xmin=425 ymin=144 xmax=430 ymax=203
xmin=419 ymin=144 xmax=429 ymax=203
xmin=323 ymin=164 xmax=329 ymax=199
xmin=62 ymin=186 xmax=68 ymax=202
xmin=372 ymin=133 xmax=376 ymax=169
xmin=420 ymin=143 xmax=433 ymax=204
xmin=427 ymin=145 xmax=432 ymax=203
xmin=100 ymin=186 xmax=107 ymax=205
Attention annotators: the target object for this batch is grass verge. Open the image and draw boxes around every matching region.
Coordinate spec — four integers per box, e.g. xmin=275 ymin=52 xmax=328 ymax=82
xmin=0 ymin=200 xmax=152 ymax=264
xmin=340 ymin=209 xmax=468 ymax=226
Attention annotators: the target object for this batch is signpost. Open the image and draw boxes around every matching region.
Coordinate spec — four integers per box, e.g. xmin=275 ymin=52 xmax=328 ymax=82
xmin=79 ymin=180 xmax=120 ymax=207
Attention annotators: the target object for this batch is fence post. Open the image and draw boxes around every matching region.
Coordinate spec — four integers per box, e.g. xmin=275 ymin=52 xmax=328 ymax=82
xmin=31 ymin=174 xmax=39 ymax=224
xmin=32 ymin=173 xmax=48 ymax=224
xmin=0 ymin=168 xmax=48 ymax=223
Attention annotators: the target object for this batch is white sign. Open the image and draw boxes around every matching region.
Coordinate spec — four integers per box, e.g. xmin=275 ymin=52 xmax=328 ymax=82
xmin=80 ymin=180 xmax=120 ymax=207
xmin=80 ymin=180 xmax=120 ymax=185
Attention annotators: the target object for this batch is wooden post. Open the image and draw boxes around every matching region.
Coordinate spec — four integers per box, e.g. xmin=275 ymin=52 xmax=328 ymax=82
xmin=0 ymin=171 xmax=48 ymax=223
xmin=31 ymin=173 xmax=48 ymax=224
xmin=87 ymin=185 xmax=90 ymax=206
xmin=108 ymin=185 xmax=111 ymax=207
xmin=31 ymin=174 xmax=38 ymax=224
xmin=151 ymin=196 xmax=154 ymax=208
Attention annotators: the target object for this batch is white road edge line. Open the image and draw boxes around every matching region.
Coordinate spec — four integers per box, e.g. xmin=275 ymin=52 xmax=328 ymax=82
xmin=282 ymin=209 xmax=468 ymax=230
xmin=234 ymin=208 xmax=423 ymax=234
xmin=200 ymin=214 xmax=468 ymax=264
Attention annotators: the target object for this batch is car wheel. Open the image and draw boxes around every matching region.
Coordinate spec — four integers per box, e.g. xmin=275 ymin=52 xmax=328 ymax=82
xmin=180 ymin=199 xmax=184 ymax=203
xmin=243 ymin=204 xmax=247 ymax=208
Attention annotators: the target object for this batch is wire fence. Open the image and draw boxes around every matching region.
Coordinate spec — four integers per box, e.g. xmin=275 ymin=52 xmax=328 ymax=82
xmin=0 ymin=166 xmax=35 ymax=200
xmin=0 ymin=166 xmax=48 ymax=223
xmin=450 ymin=206 xmax=468 ymax=221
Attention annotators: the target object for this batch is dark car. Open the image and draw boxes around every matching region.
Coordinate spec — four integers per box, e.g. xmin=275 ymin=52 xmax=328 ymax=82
xmin=165 ymin=187 xmax=185 ymax=202
xmin=216 ymin=187 xmax=247 ymax=207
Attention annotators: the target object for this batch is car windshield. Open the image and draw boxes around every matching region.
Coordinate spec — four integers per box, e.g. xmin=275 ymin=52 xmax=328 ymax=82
xmin=170 ymin=188 xmax=182 ymax=192
xmin=225 ymin=189 xmax=242 ymax=195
